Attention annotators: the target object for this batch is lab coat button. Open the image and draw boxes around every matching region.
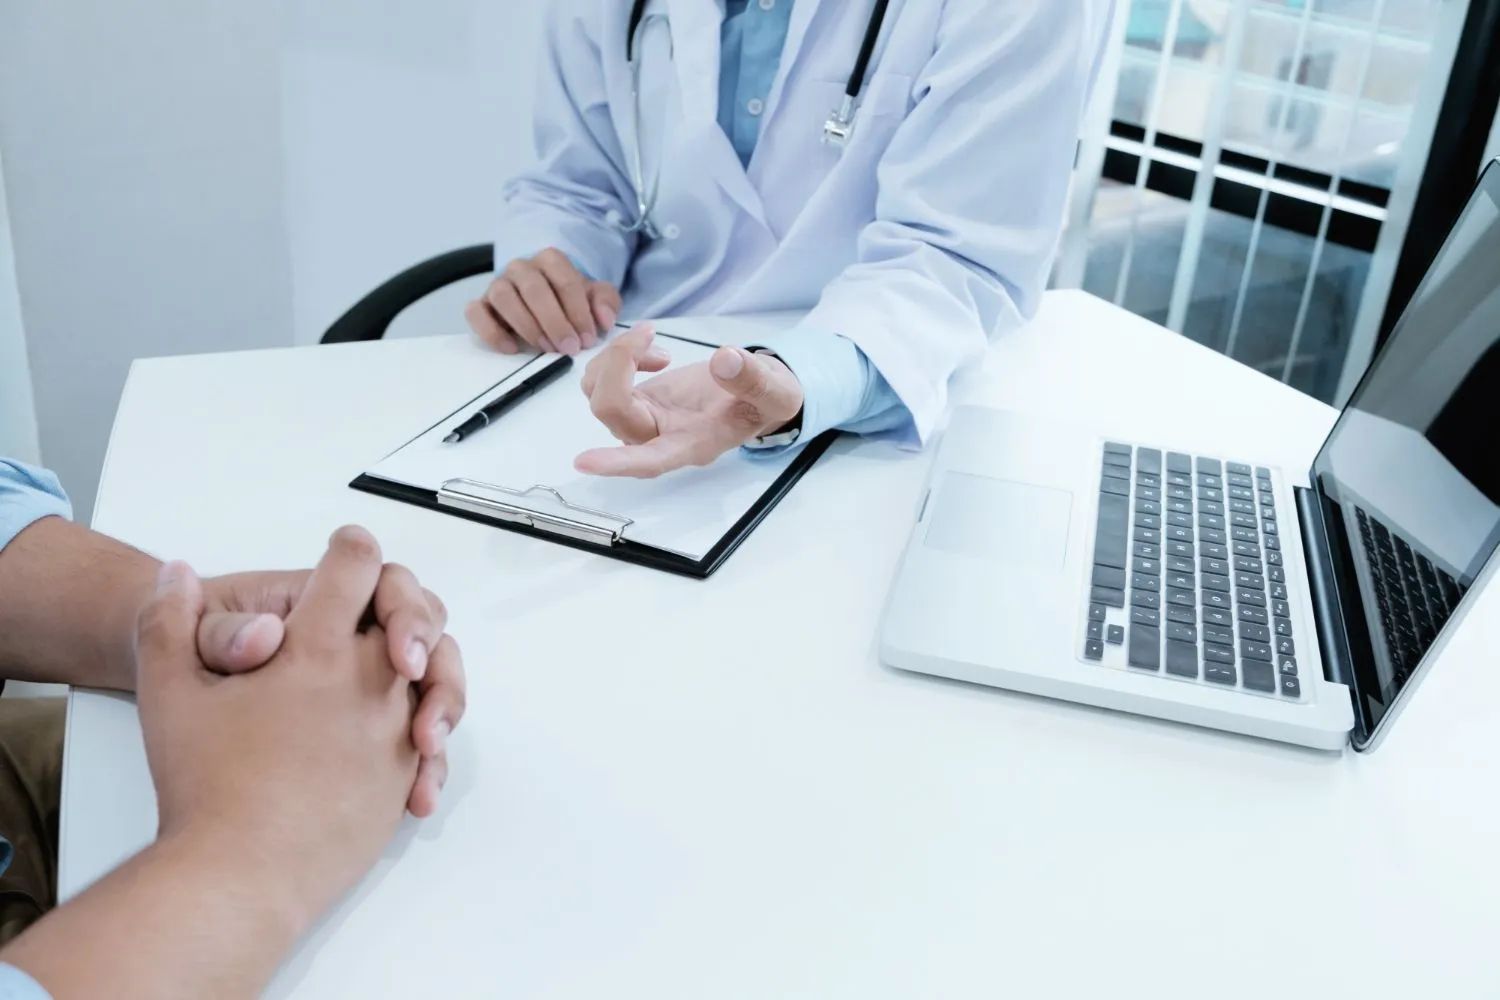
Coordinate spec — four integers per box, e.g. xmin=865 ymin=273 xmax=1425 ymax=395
xmin=746 ymin=98 xmax=764 ymax=116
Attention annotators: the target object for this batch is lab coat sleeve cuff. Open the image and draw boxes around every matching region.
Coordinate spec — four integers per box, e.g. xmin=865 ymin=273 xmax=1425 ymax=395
xmin=492 ymin=198 xmax=633 ymax=289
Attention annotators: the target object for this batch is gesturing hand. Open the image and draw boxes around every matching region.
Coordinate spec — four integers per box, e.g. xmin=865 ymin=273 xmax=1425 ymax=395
xmin=134 ymin=528 xmax=421 ymax=935
xmin=574 ymin=324 xmax=805 ymax=479
xmin=192 ymin=562 xmax=465 ymax=818
xmin=465 ymin=248 xmax=621 ymax=357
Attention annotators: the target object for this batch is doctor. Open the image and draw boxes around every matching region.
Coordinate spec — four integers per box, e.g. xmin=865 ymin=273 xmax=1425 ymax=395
xmin=465 ymin=0 xmax=1113 ymax=478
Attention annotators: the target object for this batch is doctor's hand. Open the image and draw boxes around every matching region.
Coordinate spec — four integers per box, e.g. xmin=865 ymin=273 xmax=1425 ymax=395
xmin=574 ymin=324 xmax=804 ymax=479
xmin=466 ymin=248 xmax=621 ymax=357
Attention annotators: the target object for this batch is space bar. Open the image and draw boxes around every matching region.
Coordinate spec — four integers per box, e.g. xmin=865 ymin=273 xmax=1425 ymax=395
xmin=1094 ymin=492 xmax=1129 ymax=570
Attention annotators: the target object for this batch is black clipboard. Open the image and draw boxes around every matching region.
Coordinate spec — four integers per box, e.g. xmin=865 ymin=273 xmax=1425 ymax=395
xmin=349 ymin=333 xmax=836 ymax=579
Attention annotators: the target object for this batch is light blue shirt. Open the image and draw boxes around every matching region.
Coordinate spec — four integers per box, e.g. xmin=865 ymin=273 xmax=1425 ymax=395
xmin=716 ymin=0 xmax=907 ymax=448
xmin=0 ymin=460 xmax=70 ymax=557
xmin=0 ymin=965 xmax=49 ymax=1000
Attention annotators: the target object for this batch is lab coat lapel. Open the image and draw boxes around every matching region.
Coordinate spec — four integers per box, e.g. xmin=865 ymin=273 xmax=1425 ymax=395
xmin=666 ymin=0 xmax=769 ymax=228
xmin=758 ymin=0 xmax=821 ymax=129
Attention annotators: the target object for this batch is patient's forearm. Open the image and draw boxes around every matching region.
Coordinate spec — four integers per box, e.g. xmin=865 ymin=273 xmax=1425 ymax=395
xmin=0 ymin=517 xmax=158 ymax=691
xmin=0 ymin=829 xmax=302 ymax=999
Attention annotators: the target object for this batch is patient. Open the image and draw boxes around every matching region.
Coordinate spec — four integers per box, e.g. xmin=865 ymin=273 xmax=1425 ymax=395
xmin=0 ymin=459 xmax=466 ymax=998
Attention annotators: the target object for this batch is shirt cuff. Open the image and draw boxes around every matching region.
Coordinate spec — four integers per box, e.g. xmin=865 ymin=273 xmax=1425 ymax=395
xmin=0 ymin=460 xmax=72 ymax=556
xmin=744 ymin=328 xmax=913 ymax=456
xmin=0 ymin=964 xmax=52 ymax=1000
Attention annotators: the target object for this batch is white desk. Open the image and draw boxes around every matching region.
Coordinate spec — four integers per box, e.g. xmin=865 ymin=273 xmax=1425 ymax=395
xmin=61 ymin=291 xmax=1500 ymax=998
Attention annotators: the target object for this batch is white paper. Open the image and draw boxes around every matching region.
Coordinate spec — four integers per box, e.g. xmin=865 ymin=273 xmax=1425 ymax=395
xmin=366 ymin=334 xmax=804 ymax=561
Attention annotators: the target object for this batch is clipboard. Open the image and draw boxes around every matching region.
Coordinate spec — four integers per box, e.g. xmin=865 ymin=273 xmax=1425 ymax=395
xmin=350 ymin=331 xmax=835 ymax=578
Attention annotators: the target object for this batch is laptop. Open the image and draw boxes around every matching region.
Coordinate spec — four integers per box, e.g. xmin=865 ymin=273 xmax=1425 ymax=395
xmin=880 ymin=160 xmax=1500 ymax=751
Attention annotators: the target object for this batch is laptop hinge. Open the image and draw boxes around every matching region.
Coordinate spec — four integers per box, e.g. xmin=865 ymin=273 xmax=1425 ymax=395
xmin=1295 ymin=486 xmax=1354 ymax=690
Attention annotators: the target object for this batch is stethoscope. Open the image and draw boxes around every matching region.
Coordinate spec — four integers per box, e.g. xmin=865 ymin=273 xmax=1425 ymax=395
xmin=620 ymin=0 xmax=891 ymax=237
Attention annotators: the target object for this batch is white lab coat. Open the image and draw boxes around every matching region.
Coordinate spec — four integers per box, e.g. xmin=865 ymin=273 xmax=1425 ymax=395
xmin=493 ymin=0 xmax=1113 ymax=441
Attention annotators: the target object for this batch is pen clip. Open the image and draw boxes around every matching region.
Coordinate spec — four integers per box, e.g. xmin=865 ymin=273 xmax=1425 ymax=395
xmin=437 ymin=479 xmax=634 ymax=547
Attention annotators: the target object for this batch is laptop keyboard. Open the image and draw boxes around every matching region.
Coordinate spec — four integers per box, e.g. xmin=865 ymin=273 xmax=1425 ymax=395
xmin=1082 ymin=443 xmax=1302 ymax=699
xmin=1355 ymin=506 xmax=1467 ymax=681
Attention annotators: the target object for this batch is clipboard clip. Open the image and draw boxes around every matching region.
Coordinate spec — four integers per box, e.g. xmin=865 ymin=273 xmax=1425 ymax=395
xmin=437 ymin=479 xmax=634 ymax=547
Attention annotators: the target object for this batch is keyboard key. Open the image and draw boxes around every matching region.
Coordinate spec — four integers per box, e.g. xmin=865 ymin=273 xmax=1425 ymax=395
xmin=1136 ymin=500 xmax=1162 ymax=517
xmin=1229 ymin=499 xmax=1255 ymax=516
xmin=1262 ymin=521 xmax=1278 ymax=536
xmin=1205 ymin=663 xmax=1238 ymax=686
xmin=1229 ymin=486 xmax=1255 ymax=502
xmin=1276 ymin=636 xmax=1296 ymax=657
xmin=1203 ymin=606 xmax=1232 ymax=627
xmin=1135 ymin=526 xmax=1161 ymax=545
xmin=1201 ymin=529 xmax=1226 ymax=545
xmin=1204 ymin=643 xmax=1235 ymax=665
xmin=1165 ymin=639 xmax=1198 ymax=678
xmin=1107 ymin=625 xmax=1125 ymax=645
xmin=1203 ymin=624 xmax=1234 ymax=646
xmin=1089 ymin=604 xmax=1107 ymax=622
xmin=1165 ymin=571 xmax=1194 ymax=591
xmin=1166 ymin=499 xmax=1192 ymax=515
xmin=1266 ymin=550 xmax=1283 ymax=566
xmin=1232 ymin=526 xmax=1258 ymax=543
xmin=1167 ymin=453 xmax=1192 ymax=474
xmin=1236 ymin=572 xmax=1264 ymax=591
xmin=1168 ymin=512 xmax=1193 ymax=528
xmin=1238 ymin=590 xmax=1266 ymax=608
xmin=1239 ymin=606 xmax=1268 ymax=625
xmin=1088 ymin=620 xmax=1103 ymax=640
xmin=1138 ymin=514 xmax=1161 ymax=530
xmin=1233 ymin=541 xmax=1259 ymax=558
xmin=1131 ymin=607 xmax=1161 ymax=627
xmin=1198 ymin=473 xmax=1223 ymax=490
xmin=1240 ymin=622 xmax=1271 ymax=643
xmin=1166 ymin=588 xmax=1195 ymax=607
xmin=1167 ymin=473 xmax=1192 ymax=488
xmin=1234 ymin=556 xmax=1263 ymax=574
xmin=1201 ymin=574 xmax=1230 ymax=593
xmin=1274 ymin=618 xmax=1293 ymax=637
xmin=1104 ymin=442 xmax=1131 ymax=455
xmin=1128 ymin=625 xmax=1161 ymax=670
xmin=1132 ymin=572 xmax=1161 ymax=592
xmin=1168 ymin=556 xmax=1195 ymax=574
xmin=1137 ymin=557 xmax=1161 ymax=576
xmin=1136 ymin=447 xmax=1162 ymax=473
xmin=1166 ymin=526 xmax=1193 ymax=544
xmin=1243 ymin=660 xmax=1275 ymax=692
xmin=1138 ymin=487 xmax=1161 ymax=503
xmin=1084 ymin=639 xmax=1104 ymax=661
xmin=1199 ymin=491 xmax=1224 ymax=506
xmin=1196 ymin=457 xmax=1223 ymax=476
xmin=1241 ymin=641 xmax=1273 ymax=662
xmin=1103 ymin=451 xmax=1131 ymax=469
xmin=1137 ymin=472 xmax=1161 ymax=489
xmin=1131 ymin=589 xmax=1161 ymax=610
xmin=1227 ymin=473 xmax=1253 ymax=489
xmin=1092 ymin=586 xmax=1126 ymax=608
xmin=1092 ymin=565 xmax=1127 ymax=590
xmin=1227 ymin=462 xmax=1251 ymax=476
xmin=1280 ymin=674 xmax=1301 ymax=697
xmin=1168 ymin=541 xmax=1194 ymax=558
xmin=1255 ymin=466 xmax=1271 ymax=480
xmin=1278 ymin=657 xmax=1297 ymax=676
xmin=1168 ymin=485 xmax=1192 ymax=501
xmin=1166 ymin=605 xmax=1196 ymax=625
xmin=1269 ymin=566 xmax=1286 ymax=583
xmin=1134 ymin=542 xmax=1161 ymax=560
xmin=1264 ymin=535 xmax=1281 ymax=551
xmin=1101 ymin=475 xmax=1130 ymax=497
xmin=1231 ymin=512 xmax=1257 ymax=529
xmin=1095 ymin=493 xmax=1129 ymax=569
xmin=1202 ymin=590 xmax=1231 ymax=610
xmin=1272 ymin=600 xmax=1290 ymax=619
xmin=1167 ymin=622 xmax=1198 ymax=644
xmin=1199 ymin=514 xmax=1225 ymax=530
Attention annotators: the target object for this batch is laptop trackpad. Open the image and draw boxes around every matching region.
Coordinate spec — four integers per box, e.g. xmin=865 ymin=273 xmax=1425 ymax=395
xmin=924 ymin=473 xmax=1073 ymax=568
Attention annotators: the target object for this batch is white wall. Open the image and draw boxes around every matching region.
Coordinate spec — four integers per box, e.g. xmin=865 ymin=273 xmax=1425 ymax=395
xmin=0 ymin=149 xmax=39 ymax=463
xmin=0 ymin=0 xmax=544 ymax=519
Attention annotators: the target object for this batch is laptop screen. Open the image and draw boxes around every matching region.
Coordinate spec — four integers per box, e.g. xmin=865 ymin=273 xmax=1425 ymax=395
xmin=1312 ymin=162 xmax=1500 ymax=743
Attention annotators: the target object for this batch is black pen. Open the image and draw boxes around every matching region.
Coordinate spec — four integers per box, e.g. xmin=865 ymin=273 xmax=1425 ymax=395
xmin=443 ymin=355 xmax=574 ymax=444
